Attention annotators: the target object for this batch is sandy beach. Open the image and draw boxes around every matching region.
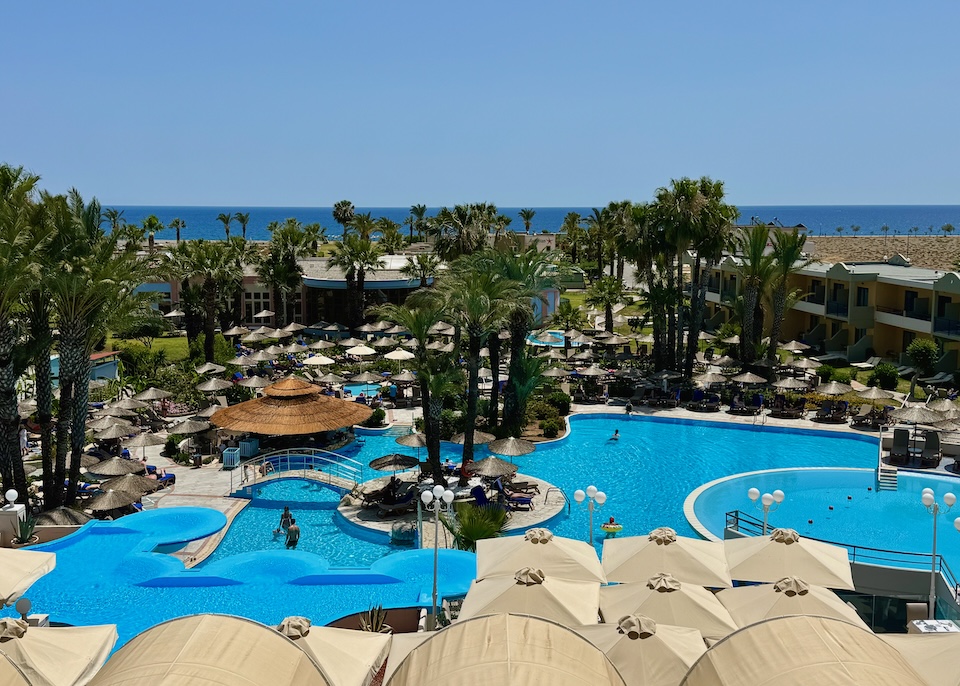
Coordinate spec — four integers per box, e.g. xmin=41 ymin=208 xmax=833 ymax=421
xmin=806 ymin=235 xmax=960 ymax=271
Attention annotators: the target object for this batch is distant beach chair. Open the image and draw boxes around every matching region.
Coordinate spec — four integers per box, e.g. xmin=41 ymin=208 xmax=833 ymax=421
xmin=921 ymin=431 xmax=942 ymax=468
xmin=919 ymin=371 xmax=953 ymax=385
xmin=890 ymin=428 xmax=910 ymax=466
xmin=851 ymin=356 xmax=883 ymax=370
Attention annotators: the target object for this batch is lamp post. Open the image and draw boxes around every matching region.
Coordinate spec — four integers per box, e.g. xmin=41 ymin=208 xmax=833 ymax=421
xmin=748 ymin=487 xmax=785 ymax=535
xmin=573 ymin=485 xmax=607 ymax=546
xmin=421 ymin=484 xmax=454 ymax=630
xmin=920 ymin=488 xmax=960 ymax=619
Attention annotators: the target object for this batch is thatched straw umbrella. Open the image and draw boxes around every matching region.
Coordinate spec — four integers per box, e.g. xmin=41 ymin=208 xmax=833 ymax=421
xmin=87 ymin=416 xmax=133 ymax=432
xmin=86 ymin=458 xmax=146 ymax=477
xmin=168 ymin=419 xmax=211 ymax=435
xmin=210 ymin=377 xmax=373 ymax=435
xmin=87 ymin=489 xmax=139 ymax=512
xmin=195 ymin=362 xmax=227 ymax=375
xmin=395 ymin=432 xmax=428 ymax=448
xmin=197 ymin=378 xmax=233 ymax=393
xmin=34 ymin=507 xmax=94 ymax=526
xmin=109 ymin=397 xmax=148 ymax=411
xmin=101 ymin=473 xmax=161 ymax=495
xmin=451 ymin=431 xmax=496 ymax=445
xmin=96 ymin=424 xmax=134 ymax=441
xmin=488 ymin=437 xmax=535 ymax=457
xmin=472 ymin=456 xmax=520 ymax=478
xmin=315 ymin=372 xmax=348 ymax=385
xmin=133 ymin=387 xmax=172 ymax=401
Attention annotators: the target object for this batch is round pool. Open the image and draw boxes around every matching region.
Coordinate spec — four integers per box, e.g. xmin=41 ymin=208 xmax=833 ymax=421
xmin=689 ymin=467 xmax=960 ymax=571
xmin=526 ymin=330 xmax=580 ymax=348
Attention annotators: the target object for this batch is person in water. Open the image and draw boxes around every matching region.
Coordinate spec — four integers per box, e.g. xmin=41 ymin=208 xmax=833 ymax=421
xmin=274 ymin=506 xmax=293 ymax=534
xmin=285 ymin=519 xmax=300 ymax=549
xmin=610 ymin=429 xmax=620 ymax=440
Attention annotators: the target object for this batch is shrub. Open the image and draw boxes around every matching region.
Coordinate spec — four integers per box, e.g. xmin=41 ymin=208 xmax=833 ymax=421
xmin=816 ymin=364 xmax=835 ymax=382
xmin=869 ymin=363 xmax=900 ymax=390
xmin=545 ymin=391 xmax=571 ymax=416
xmin=362 ymin=407 xmax=386 ymax=428
xmin=526 ymin=400 xmax=559 ymax=422
xmin=831 ymin=370 xmax=852 ymax=384
xmin=439 ymin=409 xmax=464 ymax=439
xmin=540 ymin=418 xmax=562 ymax=438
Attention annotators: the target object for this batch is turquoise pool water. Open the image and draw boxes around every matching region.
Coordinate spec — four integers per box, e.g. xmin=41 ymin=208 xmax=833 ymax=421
xmin=525 ymin=329 xmax=580 ymax=348
xmin=693 ymin=467 xmax=960 ymax=570
xmin=358 ymin=416 xmax=879 ymax=545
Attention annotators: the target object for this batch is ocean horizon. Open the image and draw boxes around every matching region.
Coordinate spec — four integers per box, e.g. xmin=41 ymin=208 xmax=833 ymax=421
xmin=107 ymin=204 xmax=960 ymax=243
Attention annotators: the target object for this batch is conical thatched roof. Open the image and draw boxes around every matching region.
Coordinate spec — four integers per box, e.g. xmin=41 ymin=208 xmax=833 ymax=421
xmin=34 ymin=506 xmax=94 ymax=526
xmin=101 ymin=474 xmax=161 ymax=495
xmin=210 ymin=377 xmax=373 ymax=435
xmin=87 ymin=489 xmax=139 ymax=512
xmin=86 ymin=458 xmax=146 ymax=477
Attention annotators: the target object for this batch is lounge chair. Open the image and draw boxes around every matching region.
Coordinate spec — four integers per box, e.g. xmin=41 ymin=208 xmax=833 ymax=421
xmin=897 ymin=366 xmax=916 ymax=378
xmin=469 ymin=485 xmax=498 ymax=508
xmin=781 ymin=399 xmax=807 ymax=419
xmin=686 ymin=389 xmax=705 ymax=409
xmin=815 ymin=401 xmax=834 ymax=421
xmin=851 ymin=404 xmax=875 ymax=427
xmin=492 ymin=480 xmax=534 ymax=511
xmin=814 ymin=352 xmax=847 ymax=364
xmin=851 ymin=356 xmax=883 ymax=370
xmin=377 ymin=484 xmax=417 ymax=517
xmin=890 ymin=428 xmax=910 ymax=466
xmin=920 ymin=372 xmax=954 ymax=385
xmin=921 ymin=431 xmax=942 ymax=468
xmin=495 ymin=477 xmax=539 ymax=496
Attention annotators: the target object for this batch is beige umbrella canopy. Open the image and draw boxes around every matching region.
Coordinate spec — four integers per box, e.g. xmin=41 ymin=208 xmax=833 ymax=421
xmin=789 ymin=357 xmax=820 ymax=370
xmin=0 ymin=650 xmax=29 ymax=686
xmin=681 ymin=615 xmax=925 ymax=686
xmin=477 ymin=528 xmax=606 ymax=583
xmin=87 ymin=489 xmax=140 ymax=512
xmin=381 ymin=633 xmax=430 ymax=684
xmin=223 ymin=325 xmax=250 ymax=336
xmin=123 ymin=432 xmax=165 ymax=448
xmin=458 ymin=568 xmax=601 ymax=626
xmin=601 ymin=527 xmax=732 ymax=588
xmin=101 ymin=473 xmax=162 ymax=496
xmin=86 ymin=457 xmax=146 ymax=477
xmin=696 ymin=372 xmax=728 ymax=385
xmin=880 ymin=633 xmax=960 ymax=686
xmin=716 ymin=576 xmax=869 ymax=630
xmin=450 ymin=430 xmax=496 ymax=445
xmin=80 ymin=454 xmax=102 ymax=468
xmin=598 ymin=573 xmax=738 ymax=642
xmin=384 ymin=349 xmax=415 ymax=362
xmin=282 ymin=322 xmax=307 ymax=332
xmin=86 ymin=416 xmax=132 ymax=432
xmin=392 ymin=370 xmax=417 ymax=382
xmin=196 ymin=378 xmax=233 ymax=393
xmin=167 ymin=418 xmax=211 ymax=435
xmin=400 ymin=338 xmax=420 ymax=349
xmin=350 ymin=371 xmax=384 ymax=384
xmin=33 ymin=506 xmax=94 ymax=526
xmin=926 ymin=397 xmax=957 ymax=412
xmin=371 ymin=336 xmax=398 ymax=348
xmin=395 ymin=432 xmax=428 ymax=448
xmin=575 ymin=615 xmax=706 ymax=686
xmin=729 ymin=372 xmax=767 ymax=384
xmin=95 ymin=406 xmax=136 ymax=418
xmin=816 ymin=380 xmax=853 ymax=395
xmin=277 ymin=619 xmax=390 ymax=686
xmin=471 ymin=456 xmax=519 ymax=479
xmin=369 ymin=454 xmax=419 ymax=472
xmin=195 ymin=362 xmax=227 ymax=375
xmin=771 ymin=377 xmax=809 ymax=390
xmin=346 ymin=344 xmax=376 ymax=356
xmin=781 ymin=339 xmax=810 ymax=351
xmin=309 ymin=339 xmax=336 ymax=350
xmin=340 ymin=337 xmax=366 ymax=347
xmin=211 ymin=377 xmax=373 ymax=435
xmin=323 ymin=322 xmax=348 ymax=332
xmin=724 ymin=528 xmax=855 ymax=590
xmin=302 ymin=355 xmax=335 ymax=366
xmin=253 ymin=309 xmax=275 ymax=319
xmin=488 ymin=437 xmax=535 ymax=457
xmin=227 ymin=354 xmax=258 ymax=367
xmin=109 ymin=397 xmax=148 ymax=411
xmin=890 ymin=404 xmax=944 ymax=424
xmin=193 ymin=405 xmax=221 ymax=418
xmin=0 ymin=619 xmax=117 ymax=686
xmin=91 ymin=614 xmax=333 ymax=686
xmin=0 ymin=548 xmax=56 ymax=606
xmin=315 ymin=372 xmax=348 ymax=385
xmin=387 ymin=613 xmax=625 ymax=686
xmin=95 ymin=424 xmax=134 ymax=441
xmin=241 ymin=332 xmax=268 ymax=344
xmin=542 ymin=367 xmax=570 ymax=377
xmin=132 ymin=387 xmax=172 ymax=401
xmin=238 ymin=375 xmax=273 ymax=388
xmin=578 ymin=365 xmax=609 ymax=377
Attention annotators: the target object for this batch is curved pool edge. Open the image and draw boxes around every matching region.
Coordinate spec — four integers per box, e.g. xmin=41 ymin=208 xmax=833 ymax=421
xmin=683 ymin=467 xmax=875 ymax=542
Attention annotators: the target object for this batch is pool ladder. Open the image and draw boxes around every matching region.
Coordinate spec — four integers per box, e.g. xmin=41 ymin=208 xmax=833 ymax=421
xmin=544 ymin=487 xmax=571 ymax=514
xmin=751 ymin=406 xmax=767 ymax=426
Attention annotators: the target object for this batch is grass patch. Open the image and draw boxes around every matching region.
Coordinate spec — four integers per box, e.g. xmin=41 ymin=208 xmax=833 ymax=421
xmin=108 ymin=335 xmax=190 ymax=362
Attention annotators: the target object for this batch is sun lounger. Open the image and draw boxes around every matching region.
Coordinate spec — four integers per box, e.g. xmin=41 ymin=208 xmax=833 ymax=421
xmin=890 ymin=428 xmax=910 ymax=466
xmin=815 ymin=401 xmax=834 ymax=421
xmin=919 ymin=371 xmax=954 ymax=385
xmin=851 ymin=356 xmax=883 ymax=370
xmin=921 ymin=431 xmax=942 ymax=467
xmin=851 ymin=404 xmax=875 ymax=427
xmin=377 ymin=484 xmax=417 ymax=517
xmin=492 ymin=479 xmax=534 ymax=511
xmin=813 ymin=352 xmax=847 ymax=364
xmin=897 ymin=366 xmax=916 ymax=378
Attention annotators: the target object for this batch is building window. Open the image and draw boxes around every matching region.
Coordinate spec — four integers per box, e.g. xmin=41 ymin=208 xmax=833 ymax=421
xmin=856 ymin=287 xmax=869 ymax=307
xmin=810 ymin=315 xmax=820 ymax=328
xmin=831 ymin=322 xmax=842 ymax=336
xmin=854 ymin=327 xmax=868 ymax=341
xmin=904 ymin=290 xmax=918 ymax=313
xmin=902 ymin=330 xmax=915 ymax=350
xmin=244 ymin=290 xmax=271 ymax=323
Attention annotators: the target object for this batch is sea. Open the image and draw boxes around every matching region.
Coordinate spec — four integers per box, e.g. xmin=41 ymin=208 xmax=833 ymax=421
xmin=107 ymin=205 xmax=960 ymax=242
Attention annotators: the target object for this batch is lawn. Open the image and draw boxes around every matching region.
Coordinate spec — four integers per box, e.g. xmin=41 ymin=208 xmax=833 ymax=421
xmin=107 ymin=335 xmax=191 ymax=362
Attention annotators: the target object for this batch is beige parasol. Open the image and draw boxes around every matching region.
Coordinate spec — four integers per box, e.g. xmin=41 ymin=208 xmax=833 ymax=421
xmin=575 ymin=615 xmax=706 ymax=686
xmin=91 ymin=614 xmax=333 ymax=686
xmin=210 ymin=377 xmax=372 ymax=435
xmin=282 ymin=322 xmax=306 ymax=332
xmin=395 ymin=432 xmax=428 ymax=448
xmin=599 ymin=573 xmax=738 ymax=642
xmin=87 ymin=489 xmax=140 ymax=512
xmin=0 ymin=549 xmax=56 ymax=606
xmin=458 ymin=568 xmax=600 ymax=626
xmin=167 ymin=418 xmax=211 ymax=435
xmin=602 ymin=527 xmax=732 ymax=588
xmin=95 ymin=424 xmax=134 ymax=441
xmin=86 ymin=458 xmax=146 ymax=477
xmin=789 ymin=357 xmax=820 ymax=370
xmin=303 ymin=355 xmax=335 ymax=366
xmin=477 ymin=528 xmax=606 ymax=583
xmin=223 ymin=325 xmax=250 ymax=336
xmin=0 ymin=620 xmax=117 ymax=686
xmin=392 ymin=370 xmax=417 ymax=383
xmin=386 ymin=613 xmax=625 ymax=686
xmin=101 ymin=473 xmax=162 ymax=496
xmin=816 ymin=380 xmax=853 ymax=395
xmin=132 ymin=387 xmax=172 ymax=401
xmin=346 ymin=345 xmax=376 ymax=356
xmin=195 ymin=362 xmax=227 ymax=375
xmin=682 ymin=615 xmax=925 ymax=686
xmin=771 ymin=377 xmax=809 ymax=390
xmin=724 ymin=528 xmax=855 ymax=589
xmin=196 ymin=378 xmax=234 ymax=393
xmin=278 ymin=619 xmax=390 ymax=686
xmin=488 ymin=437 xmax=535 ymax=457
xmin=471 ymin=456 xmax=520 ymax=479
xmin=543 ymin=367 xmax=570 ymax=377
xmin=730 ymin=372 xmax=767 ymax=384
xmin=450 ymin=430 xmax=496 ymax=445
xmin=238 ymin=376 xmax=273 ymax=388
xmin=33 ymin=506 xmax=93 ymax=526
xmin=881 ymin=633 xmax=960 ymax=686
xmin=309 ymin=339 xmax=336 ymax=350
xmin=384 ymin=349 xmax=415 ymax=361
xmin=315 ymin=372 xmax=348 ymax=385
xmin=109 ymin=397 xmax=148 ymax=411
xmin=350 ymin=371 xmax=384 ymax=384
xmin=87 ymin=416 xmax=132 ymax=432
xmin=696 ymin=372 xmax=728 ymax=385
xmin=716 ymin=576 xmax=869 ymax=630
xmin=381 ymin=632 xmax=430 ymax=684
xmin=339 ymin=337 xmax=366 ymax=347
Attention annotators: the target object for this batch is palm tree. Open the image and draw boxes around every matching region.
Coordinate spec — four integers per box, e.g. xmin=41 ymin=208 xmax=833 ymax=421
xmin=103 ymin=207 xmax=125 ymax=233
xmin=559 ymin=212 xmax=585 ymax=263
xmin=234 ymin=212 xmax=250 ymax=240
xmin=409 ymin=204 xmax=427 ymax=241
xmin=400 ymin=253 xmax=442 ymax=288
xmin=256 ymin=219 xmax=311 ymax=326
xmin=375 ymin=218 xmax=405 ymax=254
xmin=141 ymin=214 xmax=164 ymax=252
xmin=767 ymin=228 xmax=812 ymax=364
xmin=518 ymin=208 xmax=536 ymax=234
xmin=350 ymin=213 xmax=378 ymax=240
xmin=736 ymin=224 xmax=776 ymax=362
xmin=168 ymin=217 xmax=185 ymax=243
xmin=216 ymin=212 xmax=233 ymax=240
xmin=584 ymin=208 xmax=611 ymax=279
xmin=329 ymin=235 xmax=385 ymax=327
xmin=332 ymin=200 xmax=356 ymax=235
xmin=880 ymin=224 xmax=890 ymax=251
xmin=585 ymin=276 xmax=625 ymax=333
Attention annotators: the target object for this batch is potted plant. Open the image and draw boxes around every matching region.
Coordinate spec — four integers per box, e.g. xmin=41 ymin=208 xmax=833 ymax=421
xmin=12 ymin=517 xmax=38 ymax=547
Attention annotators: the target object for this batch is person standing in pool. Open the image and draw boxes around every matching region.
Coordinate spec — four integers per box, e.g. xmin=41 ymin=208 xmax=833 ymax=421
xmin=285 ymin=519 xmax=300 ymax=549
xmin=275 ymin=506 xmax=293 ymax=534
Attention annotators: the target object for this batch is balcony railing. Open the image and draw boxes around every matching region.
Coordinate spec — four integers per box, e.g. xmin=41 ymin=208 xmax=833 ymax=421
xmin=876 ymin=305 xmax=931 ymax=321
xmin=826 ymin=300 xmax=849 ymax=317
xmin=806 ymin=288 xmax=826 ymax=305
xmin=935 ymin=317 xmax=960 ymax=337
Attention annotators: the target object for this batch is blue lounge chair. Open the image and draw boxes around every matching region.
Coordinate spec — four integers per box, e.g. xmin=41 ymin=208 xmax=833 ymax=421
xmin=492 ymin=479 xmax=534 ymax=511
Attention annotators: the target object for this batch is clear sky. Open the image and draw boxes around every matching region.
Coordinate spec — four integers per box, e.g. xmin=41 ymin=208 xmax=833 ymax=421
xmin=2 ymin=1 xmax=958 ymax=207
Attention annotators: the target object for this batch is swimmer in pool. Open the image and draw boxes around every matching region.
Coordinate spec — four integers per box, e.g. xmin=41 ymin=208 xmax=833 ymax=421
xmin=610 ymin=430 xmax=620 ymax=440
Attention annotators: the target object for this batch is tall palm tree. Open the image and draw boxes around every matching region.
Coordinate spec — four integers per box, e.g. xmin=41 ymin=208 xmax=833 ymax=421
xmin=329 ymin=235 xmax=385 ymax=327
xmin=518 ymin=208 xmax=536 ymax=234
xmin=585 ymin=276 xmax=625 ymax=333
xmin=409 ymin=204 xmax=427 ymax=241
xmin=168 ymin=217 xmax=185 ymax=244
xmin=767 ymin=229 xmax=813 ymax=364
xmin=350 ymin=213 xmax=377 ymax=240
xmin=216 ymin=212 xmax=233 ymax=240
xmin=103 ymin=207 xmax=125 ymax=233
xmin=736 ymin=224 xmax=776 ymax=362
xmin=375 ymin=218 xmax=405 ymax=254
xmin=559 ymin=212 xmax=585 ymax=264
xmin=234 ymin=212 xmax=250 ymax=240
xmin=400 ymin=253 xmax=442 ymax=289
xmin=256 ymin=219 xmax=311 ymax=326
xmin=141 ymin=214 xmax=164 ymax=252
xmin=332 ymin=200 xmax=356 ymax=235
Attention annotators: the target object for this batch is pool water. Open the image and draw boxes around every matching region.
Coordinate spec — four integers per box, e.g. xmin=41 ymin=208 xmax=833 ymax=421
xmin=693 ymin=468 xmax=960 ymax=570
xmin=357 ymin=416 xmax=879 ymax=547
xmin=525 ymin=329 xmax=580 ymax=348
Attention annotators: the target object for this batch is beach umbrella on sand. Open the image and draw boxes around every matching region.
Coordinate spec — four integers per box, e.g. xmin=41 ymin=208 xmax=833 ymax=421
xmin=471 ymin=456 xmax=519 ymax=479
xmin=34 ymin=507 xmax=94 ymax=526
xmin=195 ymin=362 xmax=226 ymax=375
xmin=730 ymin=372 xmax=768 ymax=385
xmin=302 ymin=355 xmax=335 ymax=366
xmin=772 ymin=377 xmax=809 ymax=390
xmin=96 ymin=424 xmax=134 ymax=441
xmin=451 ymin=430 xmax=496 ymax=445
xmin=196 ymin=378 xmax=233 ymax=393
xmin=223 ymin=325 xmax=250 ymax=337
xmin=816 ymin=380 xmax=853 ymax=395
xmin=87 ymin=489 xmax=140 ymax=512
xmin=167 ymin=419 xmax=211 ymax=435
xmin=369 ymin=454 xmax=419 ymax=473
xmin=858 ymin=386 xmax=894 ymax=401
xmin=488 ymin=437 xmax=535 ymax=458
xmin=86 ymin=458 xmax=146 ymax=477
xmin=134 ymin=387 xmax=173 ymax=402
xmin=109 ymin=397 xmax=148 ymax=411
xmin=101 ymin=473 xmax=161 ymax=496
xmin=396 ymin=432 xmax=428 ymax=448
xmin=315 ymin=372 xmax=347 ymax=385
xmin=308 ymin=339 xmax=336 ymax=350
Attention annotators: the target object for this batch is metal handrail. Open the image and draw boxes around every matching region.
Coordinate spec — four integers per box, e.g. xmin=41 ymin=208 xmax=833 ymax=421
xmin=231 ymin=447 xmax=364 ymax=492
xmin=544 ymin=487 xmax=571 ymax=514
xmin=725 ymin=508 xmax=960 ymax=598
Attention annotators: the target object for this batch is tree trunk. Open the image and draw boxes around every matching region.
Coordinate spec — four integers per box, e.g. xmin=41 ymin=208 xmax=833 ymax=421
xmin=203 ymin=280 xmax=217 ymax=363
xmin=460 ymin=334 xmax=482 ymax=484
xmin=741 ymin=284 xmax=758 ymax=363
xmin=0 ymin=331 xmax=27 ymax=502
xmin=29 ymin=298 xmax=56 ymax=510
xmin=487 ymin=337 xmax=501 ymax=427
xmin=54 ymin=323 xmax=87 ymax=509
xmin=683 ymin=257 xmax=711 ymax=379
xmin=355 ymin=270 xmax=366 ymax=327
xmin=503 ymin=314 xmax=529 ymax=437
xmin=666 ymin=257 xmax=677 ymax=370
xmin=423 ymin=383 xmax=445 ymax=483
xmin=767 ymin=283 xmax=787 ymax=365
xmin=66 ymin=354 xmax=93 ymax=506
xmin=605 ymin=305 xmax=613 ymax=333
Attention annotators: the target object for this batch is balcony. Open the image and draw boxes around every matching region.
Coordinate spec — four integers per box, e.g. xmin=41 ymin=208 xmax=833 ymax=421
xmin=721 ymin=287 xmax=738 ymax=301
xmin=876 ymin=305 xmax=931 ymax=322
xmin=805 ymin=287 xmax=826 ymax=305
xmin=935 ymin=317 xmax=960 ymax=338
xmin=826 ymin=300 xmax=849 ymax=318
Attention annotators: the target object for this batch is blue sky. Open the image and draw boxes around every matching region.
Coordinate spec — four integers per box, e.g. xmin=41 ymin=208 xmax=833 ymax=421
xmin=2 ymin=2 xmax=957 ymax=206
